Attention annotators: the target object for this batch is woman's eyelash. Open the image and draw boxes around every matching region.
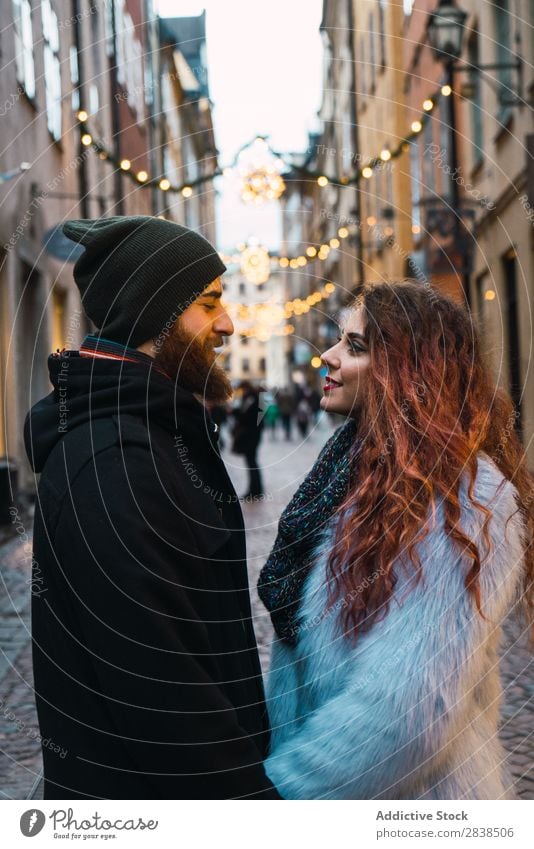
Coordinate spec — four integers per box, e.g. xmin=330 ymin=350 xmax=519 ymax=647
xmin=337 ymin=335 xmax=364 ymax=354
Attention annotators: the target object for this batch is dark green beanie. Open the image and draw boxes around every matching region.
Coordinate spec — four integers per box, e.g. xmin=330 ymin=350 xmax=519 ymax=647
xmin=63 ymin=215 xmax=226 ymax=347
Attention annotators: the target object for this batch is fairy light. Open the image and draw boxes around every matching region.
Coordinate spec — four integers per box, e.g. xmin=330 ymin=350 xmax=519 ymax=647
xmin=78 ymin=83 xmax=450 ymax=203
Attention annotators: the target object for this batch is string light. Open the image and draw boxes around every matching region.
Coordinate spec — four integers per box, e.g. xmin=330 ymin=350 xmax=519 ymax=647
xmin=75 ymin=83 xmax=448 ymax=198
xmin=229 ymin=282 xmax=337 ymax=340
xmin=120 ymin=159 xmax=131 ymax=171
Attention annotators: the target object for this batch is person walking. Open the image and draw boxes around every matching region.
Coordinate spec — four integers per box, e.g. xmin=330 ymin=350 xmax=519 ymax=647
xmin=232 ymin=381 xmax=265 ymax=500
xmin=259 ymin=281 xmax=533 ymax=800
xmin=276 ymin=387 xmax=295 ymax=441
xmin=25 ymin=216 xmax=280 ymax=800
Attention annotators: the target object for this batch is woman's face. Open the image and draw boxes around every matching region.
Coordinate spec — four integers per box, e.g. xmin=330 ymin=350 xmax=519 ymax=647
xmin=320 ymin=306 xmax=371 ymax=417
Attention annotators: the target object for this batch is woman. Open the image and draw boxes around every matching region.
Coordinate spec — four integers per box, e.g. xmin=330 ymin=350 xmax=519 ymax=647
xmin=258 ymin=281 xmax=533 ymax=800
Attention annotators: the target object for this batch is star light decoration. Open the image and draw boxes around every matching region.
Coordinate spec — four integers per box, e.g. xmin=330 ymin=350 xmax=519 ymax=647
xmin=239 ymin=239 xmax=271 ymax=284
xmin=236 ymin=137 xmax=286 ymax=205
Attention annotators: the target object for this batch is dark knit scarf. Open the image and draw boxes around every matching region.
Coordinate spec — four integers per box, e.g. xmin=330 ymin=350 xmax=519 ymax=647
xmin=258 ymin=419 xmax=360 ymax=645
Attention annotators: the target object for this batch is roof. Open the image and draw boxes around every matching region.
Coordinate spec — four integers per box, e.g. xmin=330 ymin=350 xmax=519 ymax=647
xmin=160 ymin=13 xmax=209 ymax=97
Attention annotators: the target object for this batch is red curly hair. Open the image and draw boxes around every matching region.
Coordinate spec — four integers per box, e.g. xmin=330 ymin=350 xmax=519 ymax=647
xmin=327 ymin=280 xmax=534 ymax=640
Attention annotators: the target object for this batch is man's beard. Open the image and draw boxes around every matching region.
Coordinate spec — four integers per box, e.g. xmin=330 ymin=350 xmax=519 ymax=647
xmin=154 ymin=321 xmax=233 ymax=404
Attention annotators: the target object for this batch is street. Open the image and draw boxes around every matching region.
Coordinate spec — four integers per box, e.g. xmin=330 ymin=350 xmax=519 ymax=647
xmin=0 ymin=415 xmax=533 ymax=799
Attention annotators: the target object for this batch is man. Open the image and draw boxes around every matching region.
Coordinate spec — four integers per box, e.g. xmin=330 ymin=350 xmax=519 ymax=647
xmin=24 ymin=216 xmax=280 ymax=800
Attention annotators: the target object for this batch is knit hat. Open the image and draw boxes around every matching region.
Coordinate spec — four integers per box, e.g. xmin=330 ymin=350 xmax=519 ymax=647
xmin=62 ymin=216 xmax=226 ymax=347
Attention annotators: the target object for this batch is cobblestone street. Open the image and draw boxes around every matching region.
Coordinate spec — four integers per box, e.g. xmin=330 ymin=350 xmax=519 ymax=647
xmin=0 ymin=415 xmax=533 ymax=799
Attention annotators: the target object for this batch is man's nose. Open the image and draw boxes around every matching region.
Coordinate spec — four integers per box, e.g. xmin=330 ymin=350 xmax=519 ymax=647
xmin=214 ymin=307 xmax=234 ymax=338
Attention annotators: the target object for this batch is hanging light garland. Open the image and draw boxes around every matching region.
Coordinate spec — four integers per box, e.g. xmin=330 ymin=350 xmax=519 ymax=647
xmin=235 ymin=137 xmax=286 ymax=205
xmin=239 ymin=240 xmax=271 ymax=284
xmin=220 ymin=227 xmax=351 ymax=278
xmin=228 ymin=282 xmax=336 ymax=341
xmin=74 ymin=83 xmax=446 ymax=201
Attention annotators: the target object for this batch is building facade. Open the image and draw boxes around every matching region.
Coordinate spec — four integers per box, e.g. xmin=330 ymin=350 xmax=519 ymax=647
xmin=0 ymin=2 xmax=221 ymax=494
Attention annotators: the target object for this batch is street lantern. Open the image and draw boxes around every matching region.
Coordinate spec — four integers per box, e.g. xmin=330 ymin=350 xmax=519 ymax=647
xmin=428 ymin=0 xmax=467 ymax=62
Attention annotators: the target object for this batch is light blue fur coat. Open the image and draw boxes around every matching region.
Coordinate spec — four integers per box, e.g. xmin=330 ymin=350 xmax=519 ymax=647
xmin=265 ymin=453 xmax=526 ymax=799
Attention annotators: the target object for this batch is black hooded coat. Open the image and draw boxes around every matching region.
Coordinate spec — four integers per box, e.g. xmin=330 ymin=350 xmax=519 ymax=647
xmin=24 ymin=351 xmax=279 ymax=800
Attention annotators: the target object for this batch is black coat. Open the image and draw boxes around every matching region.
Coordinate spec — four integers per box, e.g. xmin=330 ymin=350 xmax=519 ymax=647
xmin=232 ymin=391 xmax=263 ymax=455
xmin=24 ymin=352 xmax=279 ymax=800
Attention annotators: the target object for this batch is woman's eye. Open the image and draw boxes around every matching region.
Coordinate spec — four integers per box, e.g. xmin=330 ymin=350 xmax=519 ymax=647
xmin=204 ymin=305 xmax=216 ymax=312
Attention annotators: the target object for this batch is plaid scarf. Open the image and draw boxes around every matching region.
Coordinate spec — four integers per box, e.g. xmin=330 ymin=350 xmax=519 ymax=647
xmin=258 ymin=419 xmax=360 ymax=645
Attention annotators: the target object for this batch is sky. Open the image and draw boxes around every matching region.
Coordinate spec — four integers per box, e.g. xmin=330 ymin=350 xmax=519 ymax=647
xmin=155 ymin=0 xmax=324 ymax=251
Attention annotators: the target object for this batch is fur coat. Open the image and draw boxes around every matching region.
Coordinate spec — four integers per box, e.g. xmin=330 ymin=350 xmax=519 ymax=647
xmin=265 ymin=453 xmax=526 ymax=799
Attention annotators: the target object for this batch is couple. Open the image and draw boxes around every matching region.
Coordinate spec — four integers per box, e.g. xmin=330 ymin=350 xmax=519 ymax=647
xmin=26 ymin=216 xmax=533 ymax=800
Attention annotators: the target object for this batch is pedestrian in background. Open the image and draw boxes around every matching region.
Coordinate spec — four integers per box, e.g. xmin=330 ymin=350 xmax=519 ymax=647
xmin=276 ymin=387 xmax=295 ymax=441
xmin=260 ymin=280 xmax=533 ymax=800
xmin=263 ymin=391 xmax=279 ymax=441
xmin=295 ymin=394 xmax=311 ymax=438
xmin=232 ymin=381 xmax=265 ymax=500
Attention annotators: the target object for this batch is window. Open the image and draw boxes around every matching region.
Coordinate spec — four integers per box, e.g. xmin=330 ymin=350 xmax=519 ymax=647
xmin=259 ymin=358 xmax=266 ymax=373
xmin=42 ymin=0 xmax=61 ymax=140
xmin=409 ymin=140 xmax=422 ymax=233
xmin=239 ymin=282 xmax=246 ymax=295
xmin=368 ymin=14 xmax=376 ymax=92
xmin=359 ymin=36 xmax=366 ymax=96
xmin=378 ymin=0 xmax=386 ymax=68
xmin=422 ymin=119 xmax=435 ymax=195
xmin=13 ymin=0 xmax=35 ymax=99
xmin=493 ymin=0 xmax=514 ymax=125
xmin=438 ymin=98 xmax=451 ymax=198
xmin=115 ymin=0 xmax=144 ymax=117
xmin=468 ymin=33 xmax=483 ymax=167
xmin=70 ymin=45 xmax=79 ymax=112
xmin=242 ymin=358 xmax=250 ymax=374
